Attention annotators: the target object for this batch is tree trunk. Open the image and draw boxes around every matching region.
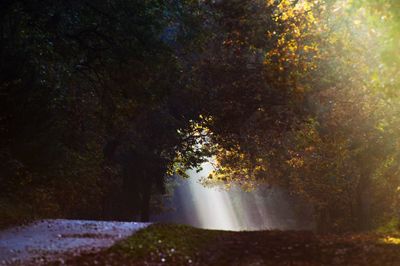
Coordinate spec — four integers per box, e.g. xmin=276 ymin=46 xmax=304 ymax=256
xmin=140 ymin=179 xmax=152 ymax=222
xmin=354 ymin=176 xmax=370 ymax=231
xmin=316 ymin=207 xmax=330 ymax=233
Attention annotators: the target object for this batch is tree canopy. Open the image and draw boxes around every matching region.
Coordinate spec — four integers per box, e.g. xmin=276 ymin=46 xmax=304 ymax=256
xmin=1 ymin=0 xmax=400 ymax=232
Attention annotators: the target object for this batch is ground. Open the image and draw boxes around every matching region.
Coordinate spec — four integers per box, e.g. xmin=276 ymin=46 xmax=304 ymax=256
xmin=64 ymin=224 xmax=400 ymax=266
xmin=2 ymin=221 xmax=400 ymax=265
xmin=0 ymin=220 xmax=149 ymax=265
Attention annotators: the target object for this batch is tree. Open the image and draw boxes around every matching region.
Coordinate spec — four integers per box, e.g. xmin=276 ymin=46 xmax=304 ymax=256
xmin=196 ymin=0 xmax=400 ymax=232
xmin=0 ymin=0 xmax=211 ymax=222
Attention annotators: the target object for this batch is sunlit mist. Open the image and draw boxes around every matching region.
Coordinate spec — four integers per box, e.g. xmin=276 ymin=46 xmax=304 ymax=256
xmin=152 ymin=162 xmax=314 ymax=231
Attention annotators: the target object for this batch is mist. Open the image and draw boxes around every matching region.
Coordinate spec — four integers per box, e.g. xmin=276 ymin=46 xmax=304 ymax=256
xmin=152 ymin=163 xmax=314 ymax=231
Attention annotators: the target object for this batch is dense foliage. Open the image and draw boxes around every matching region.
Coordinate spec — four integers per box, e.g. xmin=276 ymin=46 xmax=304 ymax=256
xmin=202 ymin=0 xmax=400 ymax=232
xmin=0 ymin=0 xmax=210 ymax=225
xmin=1 ymin=0 xmax=399 ymax=232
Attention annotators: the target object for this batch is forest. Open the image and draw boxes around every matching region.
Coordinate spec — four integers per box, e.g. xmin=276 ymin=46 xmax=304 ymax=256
xmin=1 ymin=0 xmax=400 ymax=236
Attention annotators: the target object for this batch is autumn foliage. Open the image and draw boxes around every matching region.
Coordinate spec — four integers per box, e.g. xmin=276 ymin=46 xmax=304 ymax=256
xmin=1 ymin=0 xmax=400 ymax=233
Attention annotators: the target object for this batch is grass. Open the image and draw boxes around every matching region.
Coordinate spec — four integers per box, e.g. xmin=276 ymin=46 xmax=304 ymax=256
xmin=0 ymin=199 xmax=36 ymax=230
xmin=377 ymin=218 xmax=400 ymax=235
xmin=110 ymin=224 xmax=220 ymax=264
xmin=64 ymin=223 xmax=221 ymax=265
xmin=64 ymin=223 xmax=400 ymax=266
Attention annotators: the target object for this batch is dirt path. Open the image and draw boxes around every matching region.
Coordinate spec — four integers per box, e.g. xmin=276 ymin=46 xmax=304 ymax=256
xmin=0 ymin=219 xmax=149 ymax=265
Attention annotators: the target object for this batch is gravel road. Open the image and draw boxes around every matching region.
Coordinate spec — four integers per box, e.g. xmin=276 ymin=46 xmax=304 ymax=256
xmin=0 ymin=219 xmax=150 ymax=265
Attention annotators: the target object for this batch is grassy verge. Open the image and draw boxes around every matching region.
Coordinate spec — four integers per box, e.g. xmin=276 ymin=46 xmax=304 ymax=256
xmin=377 ymin=218 xmax=400 ymax=235
xmin=0 ymin=199 xmax=36 ymax=230
xmin=64 ymin=223 xmax=400 ymax=266
xmin=65 ymin=223 xmax=221 ymax=265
